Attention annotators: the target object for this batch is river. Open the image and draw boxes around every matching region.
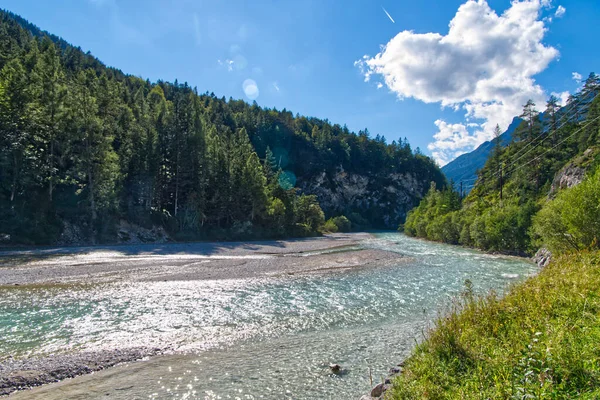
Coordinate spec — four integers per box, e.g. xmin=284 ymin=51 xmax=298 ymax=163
xmin=1 ymin=232 xmax=536 ymax=399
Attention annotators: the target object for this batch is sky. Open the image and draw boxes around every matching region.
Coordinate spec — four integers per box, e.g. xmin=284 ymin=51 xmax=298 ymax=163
xmin=2 ymin=0 xmax=599 ymax=166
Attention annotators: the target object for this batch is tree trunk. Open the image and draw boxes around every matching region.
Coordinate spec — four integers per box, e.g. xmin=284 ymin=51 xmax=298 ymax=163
xmin=86 ymin=134 xmax=97 ymax=222
xmin=10 ymin=151 xmax=18 ymax=204
xmin=49 ymin=138 xmax=54 ymax=202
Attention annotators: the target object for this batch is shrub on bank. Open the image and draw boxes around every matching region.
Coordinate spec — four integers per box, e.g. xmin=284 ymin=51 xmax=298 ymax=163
xmin=533 ymin=167 xmax=600 ymax=254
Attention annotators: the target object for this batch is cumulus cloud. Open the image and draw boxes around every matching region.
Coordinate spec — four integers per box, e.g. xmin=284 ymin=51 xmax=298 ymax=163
xmin=356 ymin=0 xmax=559 ymax=165
xmin=427 ymin=120 xmax=481 ymax=166
xmin=555 ymin=5 xmax=566 ymax=17
xmin=572 ymin=72 xmax=582 ymax=82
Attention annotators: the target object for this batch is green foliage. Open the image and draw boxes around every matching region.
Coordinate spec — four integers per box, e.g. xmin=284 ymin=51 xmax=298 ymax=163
xmin=404 ymin=81 xmax=600 ymax=255
xmin=321 ymin=215 xmax=352 ymax=233
xmin=294 ymin=194 xmax=325 ymax=232
xmin=321 ymin=219 xmax=338 ymax=233
xmin=388 ymin=251 xmax=600 ymax=399
xmin=331 ymin=215 xmax=351 ymax=232
xmin=533 ymin=167 xmax=600 ymax=254
xmin=0 ymin=11 xmax=444 ymax=243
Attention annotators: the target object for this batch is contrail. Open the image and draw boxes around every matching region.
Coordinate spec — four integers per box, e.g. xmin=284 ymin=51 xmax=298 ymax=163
xmin=382 ymin=6 xmax=395 ymax=23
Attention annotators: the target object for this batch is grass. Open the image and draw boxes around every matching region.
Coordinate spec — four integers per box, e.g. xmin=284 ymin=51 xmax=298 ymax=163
xmin=387 ymin=251 xmax=600 ymax=399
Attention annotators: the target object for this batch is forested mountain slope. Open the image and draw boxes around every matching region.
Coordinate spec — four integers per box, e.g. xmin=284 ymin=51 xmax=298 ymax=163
xmin=404 ymin=75 xmax=600 ymax=255
xmin=441 ymin=117 xmax=521 ymax=192
xmin=0 ymin=10 xmax=444 ymax=244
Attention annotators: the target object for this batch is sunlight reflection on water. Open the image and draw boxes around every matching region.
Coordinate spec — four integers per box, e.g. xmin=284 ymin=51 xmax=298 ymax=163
xmin=1 ymin=232 xmax=536 ymax=399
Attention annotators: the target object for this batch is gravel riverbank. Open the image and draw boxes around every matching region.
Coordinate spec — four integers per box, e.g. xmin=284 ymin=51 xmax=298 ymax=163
xmin=0 ymin=233 xmax=409 ymax=396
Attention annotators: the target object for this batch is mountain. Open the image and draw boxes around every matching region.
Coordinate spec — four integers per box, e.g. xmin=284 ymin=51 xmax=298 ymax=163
xmin=0 ymin=10 xmax=445 ymax=244
xmin=441 ymin=117 xmax=522 ymax=192
xmin=442 ymin=86 xmax=599 ymax=193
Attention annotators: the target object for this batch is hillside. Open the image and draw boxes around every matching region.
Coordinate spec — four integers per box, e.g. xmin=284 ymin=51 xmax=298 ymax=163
xmin=441 ymin=117 xmax=521 ymax=192
xmin=388 ymin=248 xmax=600 ymax=399
xmin=442 ymin=89 xmax=598 ymax=194
xmin=0 ymin=10 xmax=445 ymax=245
xmin=404 ymin=75 xmax=600 ymax=255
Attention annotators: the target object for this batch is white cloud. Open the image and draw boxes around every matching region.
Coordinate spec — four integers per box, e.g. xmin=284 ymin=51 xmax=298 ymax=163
xmin=551 ymin=91 xmax=570 ymax=106
xmin=356 ymin=0 xmax=559 ymax=165
xmin=427 ymin=120 xmax=482 ymax=166
xmin=272 ymin=82 xmax=280 ymax=92
xmin=243 ymin=79 xmax=259 ymax=100
xmin=555 ymin=5 xmax=566 ymax=18
xmin=572 ymin=72 xmax=582 ymax=82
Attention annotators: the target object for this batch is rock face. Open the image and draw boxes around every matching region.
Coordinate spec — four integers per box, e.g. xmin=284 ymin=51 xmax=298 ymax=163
xmin=299 ymin=167 xmax=425 ymax=229
xmin=56 ymin=220 xmax=171 ymax=246
xmin=533 ymin=247 xmax=552 ymax=268
xmin=116 ymin=220 xmax=170 ymax=244
xmin=549 ymin=163 xmax=586 ymax=197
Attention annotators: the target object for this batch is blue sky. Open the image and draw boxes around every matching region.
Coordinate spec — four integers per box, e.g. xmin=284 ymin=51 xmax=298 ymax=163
xmin=2 ymin=0 xmax=599 ymax=165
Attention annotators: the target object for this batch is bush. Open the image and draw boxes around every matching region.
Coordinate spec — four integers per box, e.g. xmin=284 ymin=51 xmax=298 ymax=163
xmin=331 ymin=215 xmax=351 ymax=232
xmin=294 ymin=194 xmax=325 ymax=232
xmin=321 ymin=219 xmax=338 ymax=233
xmin=533 ymin=167 xmax=600 ymax=254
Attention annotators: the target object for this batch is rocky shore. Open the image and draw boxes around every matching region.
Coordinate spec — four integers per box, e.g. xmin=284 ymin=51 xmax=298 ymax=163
xmin=0 ymin=347 xmax=163 ymax=396
xmin=360 ymin=364 xmax=404 ymax=400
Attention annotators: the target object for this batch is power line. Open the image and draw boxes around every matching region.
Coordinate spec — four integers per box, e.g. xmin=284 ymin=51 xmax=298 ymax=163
xmin=506 ymin=113 xmax=600 ymax=177
xmin=459 ymin=93 xmax=598 ymax=192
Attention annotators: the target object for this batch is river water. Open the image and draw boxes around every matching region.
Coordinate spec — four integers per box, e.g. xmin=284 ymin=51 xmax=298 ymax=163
xmin=1 ymin=232 xmax=536 ymax=399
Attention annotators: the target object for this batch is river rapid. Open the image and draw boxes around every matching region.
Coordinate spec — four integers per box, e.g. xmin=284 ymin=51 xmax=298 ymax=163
xmin=1 ymin=232 xmax=536 ymax=399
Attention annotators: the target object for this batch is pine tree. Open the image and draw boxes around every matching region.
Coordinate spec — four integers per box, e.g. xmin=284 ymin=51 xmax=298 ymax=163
xmin=520 ymin=99 xmax=539 ymax=141
xmin=36 ymin=38 xmax=66 ymax=202
xmin=0 ymin=58 xmax=32 ymax=205
xmin=263 ymin=145 xmax=277 ymax=178
xmin=545 ymin=95 xmax=560 ymax=144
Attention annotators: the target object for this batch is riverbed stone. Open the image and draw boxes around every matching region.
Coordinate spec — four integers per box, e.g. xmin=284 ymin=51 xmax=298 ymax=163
xmin=371 ymin=383 xmax=385 ymax=397
xmin=329 ymin=363 xmax=342 ymax=374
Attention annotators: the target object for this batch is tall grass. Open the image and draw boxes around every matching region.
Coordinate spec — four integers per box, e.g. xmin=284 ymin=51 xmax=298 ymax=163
xmin=387 ymin=251 xmax=600 ymax=399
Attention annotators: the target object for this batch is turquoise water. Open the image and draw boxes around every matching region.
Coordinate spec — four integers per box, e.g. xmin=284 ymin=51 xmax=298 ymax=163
xmin=2 ymin=233 xmax=537 ymax=399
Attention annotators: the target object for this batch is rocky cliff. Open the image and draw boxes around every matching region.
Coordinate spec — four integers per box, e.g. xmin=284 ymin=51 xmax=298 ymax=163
xmin=299 ymin=167 xmax=426 ymax=229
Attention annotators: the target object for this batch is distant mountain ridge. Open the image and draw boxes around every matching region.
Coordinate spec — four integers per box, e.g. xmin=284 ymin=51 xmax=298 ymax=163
xmin=442 ymin=90 xmax=597 ymax=193
xmin=441 ymin=117 xmax=522 ymax=191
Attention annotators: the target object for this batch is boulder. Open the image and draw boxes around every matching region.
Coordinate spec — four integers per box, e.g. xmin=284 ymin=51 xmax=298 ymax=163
xmin=371 ymin=383 xmax=386 ymax=398
xmin=533 ymin=248 xmax=552 ymax=268
xmin=329 ymin=363 xmax=342 ymax=374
